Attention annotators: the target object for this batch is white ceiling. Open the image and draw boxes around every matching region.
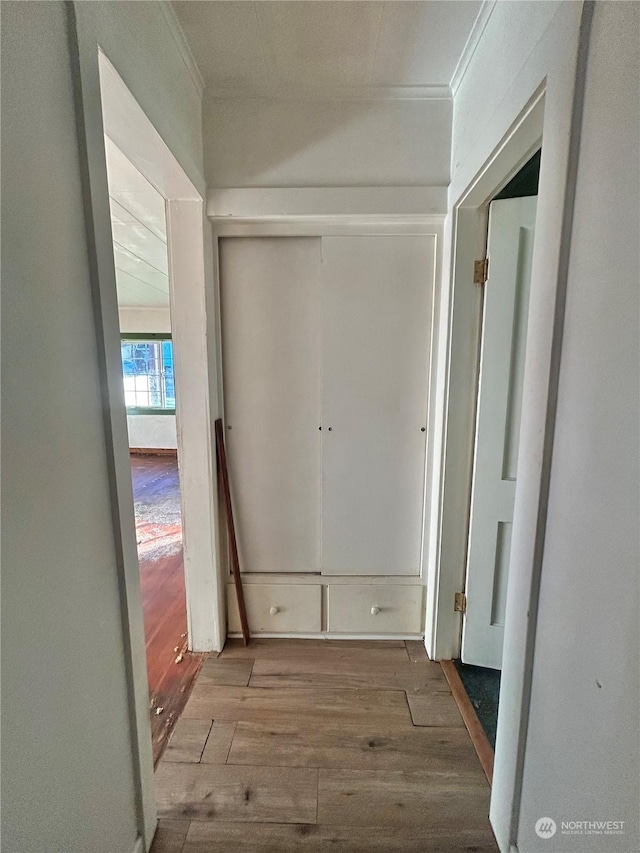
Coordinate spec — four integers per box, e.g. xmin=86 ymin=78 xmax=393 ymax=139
xmin=173 ymin=1 xmax=483 ymax=95
xmin=103 ymin=3 xmax=483 ymax=308
xmin=104 ymin=138 xmax=170 ymax=309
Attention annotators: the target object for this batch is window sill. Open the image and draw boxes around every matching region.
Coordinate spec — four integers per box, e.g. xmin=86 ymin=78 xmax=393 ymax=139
xmin=126 ymin=408 xmax=176 ymax=417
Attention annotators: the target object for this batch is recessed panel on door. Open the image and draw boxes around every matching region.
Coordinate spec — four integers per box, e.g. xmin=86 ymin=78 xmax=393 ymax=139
xmin=220 ymin=237 xmax=322 ymax=573
xmin=321 ymin=236 xmax=434 ymax=576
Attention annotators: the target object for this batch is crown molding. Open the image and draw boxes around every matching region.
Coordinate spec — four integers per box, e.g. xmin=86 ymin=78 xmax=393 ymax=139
xmin=156 ymin=2 xmax=496 ymax=104
xmin=159 ymin=2 xmax=205 ymax=100
xmin=205 ymin=84 xmax=451 ymax=102
xmin=450 ymin=0 xmax=498 ymax=95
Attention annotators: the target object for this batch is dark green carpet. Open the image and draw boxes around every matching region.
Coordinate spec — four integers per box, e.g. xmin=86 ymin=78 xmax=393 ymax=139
xmin=454 ymin=660 xmax=501 ymax=749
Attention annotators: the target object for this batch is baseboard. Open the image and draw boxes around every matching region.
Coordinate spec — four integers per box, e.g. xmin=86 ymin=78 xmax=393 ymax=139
xmin=441 ymin=659 xmax=494 ymax=784
xmin=130 ymin=447 xmax=178 ymax=457
xmin=227 ymin=632 xmax=423 ymax=641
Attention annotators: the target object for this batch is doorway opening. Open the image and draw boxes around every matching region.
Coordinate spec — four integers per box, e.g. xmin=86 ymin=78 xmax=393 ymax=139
xmin=455 ymin=148 xmax=541 ymax=767
xmin=103 ymin=137 xmax=205 ymax=762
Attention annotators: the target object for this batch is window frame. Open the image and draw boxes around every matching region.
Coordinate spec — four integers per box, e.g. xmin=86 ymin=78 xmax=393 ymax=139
xmin=120 ymin=332 xmax=176 ymax=415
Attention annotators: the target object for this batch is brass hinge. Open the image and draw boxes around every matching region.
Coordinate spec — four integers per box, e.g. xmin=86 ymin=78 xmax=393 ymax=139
xmin=473 ymin=258 xmax=489 ymax=286
xmin=454 ymin=592 xmax=467 ymax=613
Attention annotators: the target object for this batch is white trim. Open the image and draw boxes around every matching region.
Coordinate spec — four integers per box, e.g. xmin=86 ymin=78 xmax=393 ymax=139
xmin=132 ymin=837 xmax=145 ymax=853
xmin=206 ymin=84 xmax=451 ymax=102
xmin=228 ymin=633 xmax=424 ymax=641
xmin=166 ymin=201 xmax=225 ymax=653
xmin=157 ymin=1 xmax=205 ymax=100
xmin=236 ymin=574 xmax=425 ymax=586
xmin=207 ymin=186 xmax=447 ymax=219
xmin=99 ymin=54 xmax=199 ymax=201
xmin=450 ymin=0 xmax=498 ymax=95
xmin=211 ymin=218 xmax=443 ymax=238
xmin=457 ymin=90 xmax=546 ymax=208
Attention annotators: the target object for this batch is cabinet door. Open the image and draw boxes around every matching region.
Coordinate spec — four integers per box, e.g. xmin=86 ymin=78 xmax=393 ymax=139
xmin=321 ymin=236 xmax=434 ymax=576
xmin=220 ymin=237 xmax=322 ymax=573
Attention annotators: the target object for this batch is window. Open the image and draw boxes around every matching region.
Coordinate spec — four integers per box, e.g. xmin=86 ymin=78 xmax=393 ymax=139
xmin=120 ymin=334 xmax=175 ymax=414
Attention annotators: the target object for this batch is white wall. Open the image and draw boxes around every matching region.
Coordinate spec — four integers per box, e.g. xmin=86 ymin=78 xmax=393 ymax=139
xmin=204 ymin=95 xmax=451 ymax=187
xmin=451 ymin=1 xmax=562 ymax=187
xmin=127 ymin=416 xmax=177 ymax=451
xmin=1 ymin=4 xmax=139 ymax=851
xmin=1 ymin=1 xmax=206 ymax=850
xmin=516 ymin=4 xmax=639 ymax=850
xmin=118 ymin=307 xmax=178 ymax=450
xmin=119 ymin=306 xmax=171 ymax=333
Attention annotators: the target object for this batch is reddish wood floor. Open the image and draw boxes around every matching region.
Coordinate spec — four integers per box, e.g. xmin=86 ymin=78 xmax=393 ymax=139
xmin=130 ymin=453 xmax=205 ymax=764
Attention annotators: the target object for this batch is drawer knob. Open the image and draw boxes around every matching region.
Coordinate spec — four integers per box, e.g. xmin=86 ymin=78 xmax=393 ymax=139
xmin=371 ymin=606 xmax=381 ymax=616
xmin=269 ymin=606 xmax=280 ymax=615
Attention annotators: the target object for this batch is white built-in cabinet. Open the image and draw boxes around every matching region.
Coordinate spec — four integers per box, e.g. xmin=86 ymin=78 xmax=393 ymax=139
xmin=219 ymin=237 xmax=322 ymax=576
xmin=219 ymin=234 xmax=434 ymax=636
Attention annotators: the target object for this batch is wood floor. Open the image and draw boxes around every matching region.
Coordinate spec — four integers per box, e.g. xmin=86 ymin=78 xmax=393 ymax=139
xmin=131 ymin=453 xmax=205 ymax=764
xmin=151 ymin=638 xmax=498 ymax=853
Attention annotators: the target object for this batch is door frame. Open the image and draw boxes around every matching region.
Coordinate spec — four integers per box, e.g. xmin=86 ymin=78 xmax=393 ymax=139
xmin=424 ymin=93 xmax=545 ymax=664
xmin=68 ymin=22 xmax=225 ymax=848
xmin=92 ymin=53 xmax=225 ymax=657
xmin=424 ymin=90 xmax=548 ymax=852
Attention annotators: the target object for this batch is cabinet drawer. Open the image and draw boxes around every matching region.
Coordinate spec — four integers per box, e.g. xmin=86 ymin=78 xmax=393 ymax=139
xmin=327 ymin=584 xmax=423 ymax=634
xmin=227 ymin=583 xmax=321 ymax=634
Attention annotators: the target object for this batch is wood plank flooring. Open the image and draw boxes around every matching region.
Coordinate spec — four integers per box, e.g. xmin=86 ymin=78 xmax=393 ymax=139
xmin=131 ymin=453 xmax=205 ymax=764
xmin=225 ymin=722 xmax=481 ymax=772
xmin=152 ymin=638 xmax=498 ymax=852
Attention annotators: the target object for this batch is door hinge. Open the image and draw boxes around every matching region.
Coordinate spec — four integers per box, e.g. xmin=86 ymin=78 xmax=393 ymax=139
xmin=473 ymin=258 xmax=489 ymax=286
xmin=454 ymin=592 xmax=467 ymax=613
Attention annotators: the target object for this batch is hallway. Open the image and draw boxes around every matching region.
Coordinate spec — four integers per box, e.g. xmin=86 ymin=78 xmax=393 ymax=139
xmin=151 ymin=639 xmax=497 ymax=852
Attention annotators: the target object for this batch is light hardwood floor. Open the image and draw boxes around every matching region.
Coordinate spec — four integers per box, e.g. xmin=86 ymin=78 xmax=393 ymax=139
xmin=151 ymin=639 xmax=498 ymax=853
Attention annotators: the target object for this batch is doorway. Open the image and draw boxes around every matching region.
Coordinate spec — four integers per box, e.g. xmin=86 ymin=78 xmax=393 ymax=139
xmin=455 ymin=150 xmax=541 ymax=757
xmin=103 ymin=136 xmax=205 ymax=762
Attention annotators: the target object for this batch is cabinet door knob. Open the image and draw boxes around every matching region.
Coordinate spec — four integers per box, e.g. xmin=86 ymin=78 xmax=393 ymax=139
xmin=371 ymin=606 xmax=381 ymax=616
xmin=269 ymin=606 xmax=280 ymax=615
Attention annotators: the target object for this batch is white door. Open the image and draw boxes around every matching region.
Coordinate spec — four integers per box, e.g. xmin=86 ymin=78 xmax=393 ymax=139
xmin=219 ymin=237 xmax=322 ymax=573
xmin=462 ymin=197 xmax=537 ymax=669
xmin=320 ymin=236 xmax=434 ymax=576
